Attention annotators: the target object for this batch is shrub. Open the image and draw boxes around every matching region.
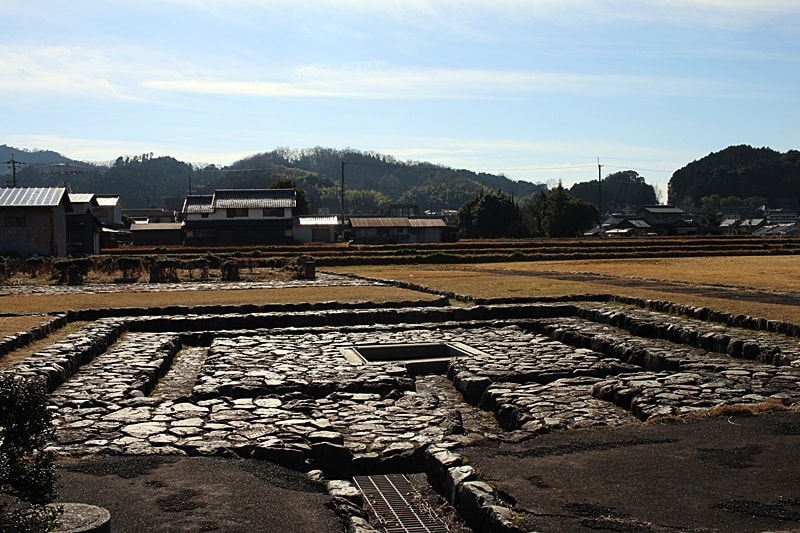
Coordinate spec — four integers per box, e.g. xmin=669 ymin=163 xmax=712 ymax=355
xmin=184 ymin=257 xmax=210 ymax=280
xmin=24 ymin=257 xmax=45 ymax=279
xmin=116 ymin=257 xmax=142 ymax=281
xmin=0 ymin=374 xmax=60 ymax=532
xmin=52 ymin=258 xmax=92 ymax=285
xmin=220 ymin=259 xmax=240 ymax=281
xmin=154 ymin=257 xmax=181 ymax=282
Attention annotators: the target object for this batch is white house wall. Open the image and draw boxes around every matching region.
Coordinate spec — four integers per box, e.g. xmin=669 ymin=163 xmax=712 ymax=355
xmin=188 ymin=207 xmax=292 ymax=221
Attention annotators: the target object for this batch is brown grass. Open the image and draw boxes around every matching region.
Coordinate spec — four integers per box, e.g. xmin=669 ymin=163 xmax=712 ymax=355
xmin=329 ymin=254 xmax=800 ymax=323
xmin=0 ymin=285 xmax=439 ymax=315
xmin=4 ymin=254 xmax=800 ymax=341
xmin=0 ymin=321 xmax=88 ymax=369
xmin=0 ymin=315 xmax=56 ymax=339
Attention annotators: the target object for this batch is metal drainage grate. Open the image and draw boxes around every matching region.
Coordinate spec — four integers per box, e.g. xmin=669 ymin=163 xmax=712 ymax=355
xmin=353 ymin=474 xmax=450 ymax=533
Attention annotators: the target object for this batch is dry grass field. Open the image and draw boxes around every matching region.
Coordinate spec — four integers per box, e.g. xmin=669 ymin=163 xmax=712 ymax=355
xmin=0 ymin=285 xmax=439 ymax=338
xmin=3 ymin=254 xmax=800 ymax=340
xmin=329 ymin=254 xmax=800 ymax=323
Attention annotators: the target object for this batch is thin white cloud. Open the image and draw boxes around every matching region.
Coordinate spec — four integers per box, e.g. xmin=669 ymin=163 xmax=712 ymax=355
xmin=0 ymin=42 xmax=756 ymax=102
xmin=0 ymin=45 xmax=176 ymax=101
xmin=143 ymin=65 xmax=733 ymax=100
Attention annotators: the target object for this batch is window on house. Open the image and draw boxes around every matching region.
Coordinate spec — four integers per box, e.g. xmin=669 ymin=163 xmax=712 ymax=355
xmin=226 ymin=208 xmax=249 ymax=218
xmin=4 ymin=215 xmax=26 ymax=227
xmin=262 ymin=208 xmax=283 ymax=217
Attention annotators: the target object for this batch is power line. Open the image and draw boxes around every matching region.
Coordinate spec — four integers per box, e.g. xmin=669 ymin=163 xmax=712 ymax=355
xmin=3 ymin=153 xmax=25 ymax=187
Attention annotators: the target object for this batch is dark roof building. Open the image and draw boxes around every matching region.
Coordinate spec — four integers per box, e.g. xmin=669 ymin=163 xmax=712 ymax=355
xmin=182 ymin=189 xmax=297 ymax=246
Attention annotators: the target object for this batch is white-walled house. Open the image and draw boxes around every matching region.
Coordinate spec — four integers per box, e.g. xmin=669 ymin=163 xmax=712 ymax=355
xmin=182 ymin=189 xmax=297 ymax=246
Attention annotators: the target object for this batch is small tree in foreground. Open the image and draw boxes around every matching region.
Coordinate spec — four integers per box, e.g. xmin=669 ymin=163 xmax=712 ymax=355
xmin=0 ymin=374 xmax=60 ymax=532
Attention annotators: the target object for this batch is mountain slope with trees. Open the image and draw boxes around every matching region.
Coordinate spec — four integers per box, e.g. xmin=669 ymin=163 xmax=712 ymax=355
xmin=570 ymin=170 xmax=658 ymax=214
xmin=221 ymin=147 xmax=545 ymax=214
xmin=4 ymin=145 xmax=545 ymax=212
xmin=668 ymin=145 xmax=800 ymax=208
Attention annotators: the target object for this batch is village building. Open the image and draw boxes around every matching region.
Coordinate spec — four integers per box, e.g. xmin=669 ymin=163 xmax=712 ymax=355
xmin=123 ymin=208 xmax=177 ymax=224
xmin=0 ymin=187 xmax=72 ymax=257
xmin=129 ymin=221 xmax=184 ymax=246
xmin=182 ymin=189 xmax=296 ymax=246
xmin=93 ymin=194 xmax=125 ymax=228
xmin=348 ymin=216 xmax=453 ymax=244
xmin=294 ymin=215 xmax=340 ymax=243
xmin=66 ymin=210 xmax=102 ymax=255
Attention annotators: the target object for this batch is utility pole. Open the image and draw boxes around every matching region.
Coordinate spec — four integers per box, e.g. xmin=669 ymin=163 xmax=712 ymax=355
xmin=597 ymin=158 xmax=603 ymax=220
xmin=4 ymin=153 xmax=24 ymax=187
xmin=49 ymin=163 xmax=83 ymax=191
xmin=340 ymin=160 xmax=346 ymax=223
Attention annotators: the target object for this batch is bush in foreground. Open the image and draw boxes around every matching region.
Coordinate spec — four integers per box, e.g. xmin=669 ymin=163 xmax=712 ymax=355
xmin=0 ymin=374 xmax=60 ymax=532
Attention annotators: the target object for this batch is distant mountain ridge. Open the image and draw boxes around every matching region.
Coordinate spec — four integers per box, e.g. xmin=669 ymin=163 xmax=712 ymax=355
xmin=0 ymin=145 xmax=83 ymax=184
xmin=3 ymin=144 xmax=546 ymax=211
xmin=5 ymin=143 xmax=799 ymax=212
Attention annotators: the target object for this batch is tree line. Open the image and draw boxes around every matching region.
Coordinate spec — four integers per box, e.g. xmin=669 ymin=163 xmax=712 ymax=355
xmin=457 ymin=183 xmax=599 ymax=238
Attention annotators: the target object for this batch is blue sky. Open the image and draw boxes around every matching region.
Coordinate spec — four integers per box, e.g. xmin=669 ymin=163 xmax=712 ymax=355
xmin=1 ymin=0 xmax=798 ymax=198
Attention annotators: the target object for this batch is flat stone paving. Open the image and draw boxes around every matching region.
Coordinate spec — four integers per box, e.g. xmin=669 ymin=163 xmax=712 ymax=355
xmin=0 ymin=272 xmax=385 ymax=296
xmin=4 ymin=277 xmax=800 ymax=530
xmin=2 ymin=294 xmax=798 ymax=472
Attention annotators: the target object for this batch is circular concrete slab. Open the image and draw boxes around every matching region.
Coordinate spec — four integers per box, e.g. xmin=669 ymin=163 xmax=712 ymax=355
xmin=50 ymin=503 xmax=111 ymax=533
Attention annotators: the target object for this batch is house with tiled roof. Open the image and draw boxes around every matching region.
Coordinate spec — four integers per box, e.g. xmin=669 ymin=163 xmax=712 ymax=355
xmin=0 ymin=187 xmax=72 ymax=256
xmin=181 ymin=189 xmax=297 ymax=246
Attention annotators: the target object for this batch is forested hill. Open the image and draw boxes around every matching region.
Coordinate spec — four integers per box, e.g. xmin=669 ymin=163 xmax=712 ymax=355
xmin=668 ymin=145 xmax=800 ymax=208
xmin=220 ymin=148 xmax=545 ymax=214
xmin=6 ymin=145 xmax=545 ymax=212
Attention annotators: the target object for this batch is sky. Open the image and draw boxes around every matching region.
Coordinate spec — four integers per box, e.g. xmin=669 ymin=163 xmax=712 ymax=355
xmin=1 ymin=0 xmax=799 ymax=200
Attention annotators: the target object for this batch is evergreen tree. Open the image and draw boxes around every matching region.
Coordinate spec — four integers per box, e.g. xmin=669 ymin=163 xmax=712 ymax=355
xmin=457 ymin=190 xmax=522 ymax=238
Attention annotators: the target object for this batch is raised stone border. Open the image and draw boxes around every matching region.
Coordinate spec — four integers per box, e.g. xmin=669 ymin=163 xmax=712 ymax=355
xmin=0 ymin=313 xmax=67 ymax=358
xmin=5 ymin=287 xmax=800 ymax=532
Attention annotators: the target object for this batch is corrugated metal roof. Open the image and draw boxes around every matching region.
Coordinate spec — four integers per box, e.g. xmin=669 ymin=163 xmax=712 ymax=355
xmin=68 ymin=193 xmax=95 ymax=203
xmin=349 ymin=217 xmax=446 ymax=228
xmin=626 ymin=219 xmax=652 ymax=228
xmin=183 ymin=195 xmax=214 ymax=214
xmin=297 ymin=215 xmax=339 ymax=226
xmin=213 ymin=189 xmax=296 ymax=209
xmin=409 ymin=218 xmax=446 ymax=228
xmin=350 ymin=217 xmax=413 ymax=228
xmin=0 ymin=187 xmax=67 ymax=207
xmin=95 ymin=195 xmax=121 ymax=207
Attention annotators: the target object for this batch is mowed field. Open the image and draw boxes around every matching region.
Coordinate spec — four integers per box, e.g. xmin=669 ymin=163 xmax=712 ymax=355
xmin=2 ymin=254 xmax=800 ymax=339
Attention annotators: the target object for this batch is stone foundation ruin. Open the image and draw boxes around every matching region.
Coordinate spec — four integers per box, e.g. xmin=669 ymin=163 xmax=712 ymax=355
xmin=4 ymin=281 xmax=800 ymax=532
